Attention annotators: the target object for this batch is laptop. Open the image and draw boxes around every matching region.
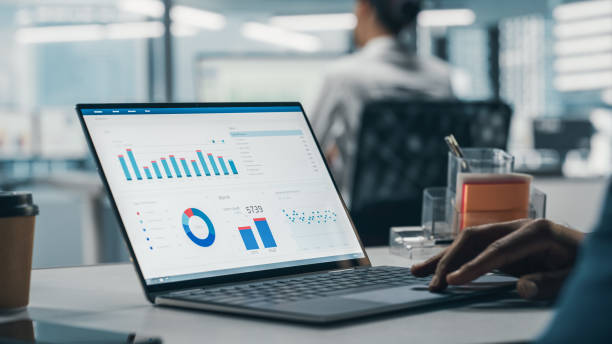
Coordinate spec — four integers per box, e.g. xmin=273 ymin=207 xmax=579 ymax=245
xmin=76 ymin=102 xmax=515 ymax=323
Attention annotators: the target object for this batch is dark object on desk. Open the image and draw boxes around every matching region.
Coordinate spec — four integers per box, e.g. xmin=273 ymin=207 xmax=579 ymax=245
xmin=0 ymin=320 xmax=162 ymax=343
xmin=533 ymin=117 xmax=594 ymax=161
xmin=350 ymin=101 xmax=512 ymax=246
xmin=527 ymin=117 xmax=594 ymax=176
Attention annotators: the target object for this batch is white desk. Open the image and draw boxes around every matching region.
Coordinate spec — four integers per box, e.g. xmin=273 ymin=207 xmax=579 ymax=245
xmin=1 ymin=248 xmax=554 ymax=344
xmin=534 ymin=177 xmax=608 ymax=233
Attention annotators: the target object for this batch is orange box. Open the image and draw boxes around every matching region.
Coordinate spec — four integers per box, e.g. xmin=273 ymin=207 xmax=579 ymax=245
xmin=459 ymin=209 xmax=529 ymax=229
xmin=456 ymin=173 xmax=531 ymax=230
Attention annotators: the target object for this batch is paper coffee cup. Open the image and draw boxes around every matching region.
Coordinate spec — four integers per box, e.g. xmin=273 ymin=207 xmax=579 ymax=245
xmin=0 ymin=192 xmax=39 ymax=310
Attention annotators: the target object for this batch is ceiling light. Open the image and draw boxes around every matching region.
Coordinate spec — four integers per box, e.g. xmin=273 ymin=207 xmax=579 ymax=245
xmin=15 ymin=22 xmax=164 ymax=44
xmin=268 ymin=13 xmax=356 ymax=31
xmin=417 ymin=9 xmax=476 ymax=27
xmin=554 ymin=35 xmax=612 ymax=55
xmin=170 ymin=5 xmax=226 ymax=31
xmin=554 ymin=0 xmax=612 ymax=21
xmin=555 ymin=53 xmax=612 ymax=73
xmin=241 ymin=22 xmax=321 ymax=52
xmin=16 ymin=25 xmax=104 ymax=43
xmin=554 ymin=17 xmax=612 ymax=38
xmin=118 ymin=1 xmax=226 ymax=31
xmin=555 ymin=71 xmax=612 ymax=91
xmin=118 ymin=0 xmax=164 ymax=18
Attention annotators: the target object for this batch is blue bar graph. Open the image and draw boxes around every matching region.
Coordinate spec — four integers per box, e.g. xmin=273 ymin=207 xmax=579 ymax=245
xmin=118 ymin=155 xmax=132 ymax=181
xmin=238 ymin=226 xmax=259 ymax=250
xmin=180 ymin=158 xmax=192 ymax=177
xmin=169 ymin=156 xmax=182 ymax=178
xmin=126 ymin=149 xmax=142 ymax=180
xmin=151 ymin=161 xmax=163 ymax=179
xmin=143 ymin=167 xmax=153 ymax=179
xmin=228 ymin=160 xmax=238 ymax=175
xmin=253 ymin=218 xmax=277 ymax=248
xmin=218 ymin=156 xmax=230 ymax=175
xmin=160 ymin=158 xmax=173 ymax=178
xmin=191 ymin=160 xmax=201 ymax=176
xmin=118 ymin=148 xmax=239 ymax=181
xmin=207 ymin=154 xmax=220 ymax=175
xmin=196 ymin=151 xmax=211 ymax=176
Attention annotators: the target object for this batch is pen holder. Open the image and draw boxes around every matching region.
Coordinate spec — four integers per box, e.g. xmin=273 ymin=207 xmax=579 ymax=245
xmin=447 ymin=148 xmax=514 ymax=194
xmin=447 ymin=148 xmax=545 ymax=234
xmin=390 ymin=148 xmax=547 ymax=260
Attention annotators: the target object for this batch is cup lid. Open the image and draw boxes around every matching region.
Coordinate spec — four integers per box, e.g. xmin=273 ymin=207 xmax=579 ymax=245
xmin=0 ymin=192 xmax=39 ymax=218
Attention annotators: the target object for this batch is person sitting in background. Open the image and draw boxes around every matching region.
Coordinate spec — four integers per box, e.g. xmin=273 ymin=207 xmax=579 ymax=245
xmin=312 ymin=0 xmax=454 ymax=200
xmin=411 ymin=180 xmax=612 ymax=343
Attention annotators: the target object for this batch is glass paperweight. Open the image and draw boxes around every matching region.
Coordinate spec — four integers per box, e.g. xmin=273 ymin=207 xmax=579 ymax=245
xmin=389 ymin=227 xmax=445 ymax=263
xmin=422 ymin=187 xmax=454 ymax=240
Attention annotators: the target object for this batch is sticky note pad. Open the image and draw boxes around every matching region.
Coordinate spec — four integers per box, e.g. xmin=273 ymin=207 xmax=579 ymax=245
xmin=460 ymin=209 xmax=529 ymax=229
xmin=457 ymin=173 xmax=532 ymax=230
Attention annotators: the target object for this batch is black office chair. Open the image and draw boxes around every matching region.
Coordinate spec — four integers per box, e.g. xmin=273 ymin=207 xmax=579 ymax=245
xmin=350 ymin=100 xmax=512 ymax=246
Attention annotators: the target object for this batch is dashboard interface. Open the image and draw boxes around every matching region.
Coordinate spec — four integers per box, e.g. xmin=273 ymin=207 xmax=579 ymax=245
xmin=81 ymin=105 xmax=365 ymax=285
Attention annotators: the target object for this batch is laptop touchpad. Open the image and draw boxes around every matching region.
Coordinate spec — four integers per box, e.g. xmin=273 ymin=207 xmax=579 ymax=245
xmin=271 ymin=297 xmax=386 ymax=316
xmin=341 ymin=286 xmax=446 ymax=304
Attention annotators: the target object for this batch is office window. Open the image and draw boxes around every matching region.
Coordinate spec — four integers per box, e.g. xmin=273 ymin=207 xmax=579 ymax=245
xmin=0 ymin=2 xmax=154 ymax=164
xmin=499 ymin=15 xmax=561 ymax=150
xmin=552 ymin=0 xmax=612 ymax=109
xmin=448 ymin=28 xmax=493 ymax=100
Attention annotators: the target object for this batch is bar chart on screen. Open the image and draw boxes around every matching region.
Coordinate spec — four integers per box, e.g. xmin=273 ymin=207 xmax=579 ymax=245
xmin=238 ymin=217 xmax=278 ymax=251
xmin=116 ymin=148 xmax=239 ymax=182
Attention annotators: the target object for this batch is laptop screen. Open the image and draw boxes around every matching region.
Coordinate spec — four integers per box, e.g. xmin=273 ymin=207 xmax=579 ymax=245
xmin=81 ymin=105 xmax=365 ymax=285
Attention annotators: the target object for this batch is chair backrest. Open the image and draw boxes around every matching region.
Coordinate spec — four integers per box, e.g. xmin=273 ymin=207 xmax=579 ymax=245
xmin=350 ymin=100 xmax=512 ymax=246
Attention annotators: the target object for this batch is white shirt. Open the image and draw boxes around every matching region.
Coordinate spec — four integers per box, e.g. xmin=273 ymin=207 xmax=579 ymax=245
xmin=312 ymin=36 xmax=454 ymax=202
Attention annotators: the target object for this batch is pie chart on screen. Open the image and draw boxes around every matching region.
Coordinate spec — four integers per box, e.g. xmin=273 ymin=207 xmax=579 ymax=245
xmin=182 ymin=208 xmax=216 ymax=247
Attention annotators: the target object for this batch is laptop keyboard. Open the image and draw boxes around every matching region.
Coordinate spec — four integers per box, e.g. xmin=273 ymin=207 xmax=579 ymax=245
xmin=166 ymin=266 xmax=430 ymax=306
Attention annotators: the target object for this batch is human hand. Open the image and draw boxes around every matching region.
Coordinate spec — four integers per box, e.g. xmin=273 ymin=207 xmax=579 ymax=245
xmin=411 ymin=219 xmax=584 ymax=300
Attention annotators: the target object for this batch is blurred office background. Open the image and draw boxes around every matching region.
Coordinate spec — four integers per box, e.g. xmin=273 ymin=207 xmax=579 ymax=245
xmin=0 ymin=0 xmax=610 ymax=267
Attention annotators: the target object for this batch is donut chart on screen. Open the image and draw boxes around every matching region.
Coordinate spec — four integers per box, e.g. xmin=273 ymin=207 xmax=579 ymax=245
xmin=182 ymin=208 xmax=216 ymax=247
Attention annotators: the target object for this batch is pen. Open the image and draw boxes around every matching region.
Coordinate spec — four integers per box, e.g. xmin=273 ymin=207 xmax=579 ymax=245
xmin=444 ymin=134 xmax=470 ymax=171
